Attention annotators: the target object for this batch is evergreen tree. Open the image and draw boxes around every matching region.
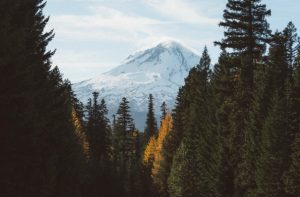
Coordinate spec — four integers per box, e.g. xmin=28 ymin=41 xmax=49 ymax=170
xmin=145 ymin=94 xmax=158 ymax=142
xmin=248 ymin=28 xmax=296 ymax=197
xmin=157 ymin=88 xmax=185 ymax=197
xmin=86 ymin=92 xmax=111 ymax=163
xmin=216 ymin=0 xmax=271 ymax=55
xmin=160 ymin=101 xmax=167 ymax=125
xmin=168 ymin=47 xmax=219 ymax=197
xmin=284 ymin=45 xmax=300 ymax=196
xmin=69 ymin=86 xmax=85 ymax=121
xmin=255 ymin=92 xmax=290 ymax=197
xmin=215 ymin=2 xmax=272 ymax=195
xmin=85 ymin=92 xmax=112 ymax=197
xmin=114 ymin=97 xmax=138 ymax=195
xmin=211 ymin=52 xmax=236 ymax=197
xmin=283 ymin=22 xmax=299 ymax=72
xmin=0 ymin=1 xmax=86 ymax=196
xmin=238 ymin=60 xmax=270 ymax=197
xmin=168 ymin=141 xmax=187 ymax=197
xmin=216 ymin=0 xmax=271 ymax=89
xmin=127 ymin=129 xmax=144 ymax=197
xmin=70 ymin=90 xmax=90 ymax=159
xmin=155 ymin=64 xmax=200 ymax=197
xmin=238 ymin=28 xmax=294 ymax=197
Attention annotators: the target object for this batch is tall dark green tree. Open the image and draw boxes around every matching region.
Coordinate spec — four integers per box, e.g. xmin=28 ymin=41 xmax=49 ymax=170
xmin=215 ymin=2 xmax=272 ymax=196
xmin=157 ymin=88 xmax=185 ymax=197
xmin=216 ymin=0 xmax=271 ymax=54
xmin=249 ymin=27 xmax=297 ymax=197
xmin=168 ymin=141 xmax=188 ymax=197
xmin=238 ymin=60 xmax=270 ymax=197
xmin=113 ymin=97 xmax=138 ymax=196
xmin=168 ymin=47 xmax=220 ymax=197
xmin=160 ymin=101 xmax=167 ymax=125
xmin=283 ymin=22 xmax=299 ymax=72
xmin=211 ymin=51 xmax=236 ymax=197
xmin=238 ymin=28 xmax=295 ymax=197
xmin=145 ymin=94 xmax=158 ymax=141
xmin=284 ymin=45 xmax=300 ymax=196
xmin=86 ymin=92 xmax=111 ymax=163
xmin=0 ymin=1 xmax=86 ymax=196
xmin=163 ymin=48 xmax=214 ymax=197
xmin=216 ymin=0 xmax=271 ymax=90
xmin=255 ymin=92 xmax=290 ymax=197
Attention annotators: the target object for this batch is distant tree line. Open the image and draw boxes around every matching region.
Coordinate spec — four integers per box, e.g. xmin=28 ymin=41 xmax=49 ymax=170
xmin=1 ymin=0 xmax=300 ymax=197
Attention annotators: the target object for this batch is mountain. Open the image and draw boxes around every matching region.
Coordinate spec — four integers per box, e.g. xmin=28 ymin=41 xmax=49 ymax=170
xmin=73 ymin=40 xmax=200 ymax=130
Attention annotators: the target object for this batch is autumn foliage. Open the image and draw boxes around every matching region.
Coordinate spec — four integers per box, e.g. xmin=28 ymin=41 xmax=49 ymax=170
xmin=143 ymin=113 xmax=173 ymax=186
xmin=72 ymin=107 xmax=90 ymax=159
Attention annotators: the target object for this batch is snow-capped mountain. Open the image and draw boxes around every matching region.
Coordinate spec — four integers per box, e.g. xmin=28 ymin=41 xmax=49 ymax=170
xmin=73 ymin=40 xmax=200 ymax=130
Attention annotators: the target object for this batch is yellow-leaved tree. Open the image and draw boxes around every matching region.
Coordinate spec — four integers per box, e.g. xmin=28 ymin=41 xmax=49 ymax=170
xmin=72 ymin=107 xmax=90 ymax=159
xmin=143 ymin=136 xmax=157 ymax=167
xmin=143 ymin=112 xmax=173 ymax=191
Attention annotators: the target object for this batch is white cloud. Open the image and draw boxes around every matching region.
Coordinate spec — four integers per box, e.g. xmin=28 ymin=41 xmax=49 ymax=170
xmin=48 ymin=5 xmax=171 ymax=45
xmin=143 ymin=0 xmax=219 ymax=25
xmin=51 ymin=49 xmax=120 ymax=82
xmin=53 ymin=6 xmax=163 ymax=29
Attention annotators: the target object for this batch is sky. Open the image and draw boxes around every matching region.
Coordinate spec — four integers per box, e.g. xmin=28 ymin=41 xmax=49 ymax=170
xmin=44 ymin=0 xmax=300 ymax=83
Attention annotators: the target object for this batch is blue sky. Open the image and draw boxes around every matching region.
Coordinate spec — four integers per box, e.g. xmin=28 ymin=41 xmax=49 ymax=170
xmin=44 ymin=0 xmax=300 ymax=82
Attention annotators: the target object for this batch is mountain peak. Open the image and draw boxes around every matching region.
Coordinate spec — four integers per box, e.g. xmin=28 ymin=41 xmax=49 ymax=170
xmin=73 ymin=41 xmax=201 ymax=130
xmin=155 ymin=40 xmax=199 ymax=54
xmin=157 ymin=40 xmax=183 ymax=49
xmin=120 ymin=40 xmax=199 ymax=69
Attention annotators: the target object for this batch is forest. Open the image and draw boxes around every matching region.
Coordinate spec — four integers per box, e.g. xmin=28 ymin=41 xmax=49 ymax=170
xmin=1 ymin=0 xmax=300 ymax=197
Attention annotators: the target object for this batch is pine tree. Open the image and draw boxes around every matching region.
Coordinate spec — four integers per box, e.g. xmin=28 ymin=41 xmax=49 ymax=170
xmin=236 ymin=28 xmax=295 ymax=197
xmin=177 ymin=104 xmax=205 ymax=197
xmin=283 ymin=22 xmax=299 ymax=72
xmin=283 ymin=23 xmax=300 ymax=140
xmin=211 ymin=52 xmax=236 ymax=197
xmin=157 ymin=88 xmax=185 ymax=197
xmin=66 ymin=83 xmax=89 ymax=159
xmin=250 ymin=27 xmax=297 ymax=197
xmin=152 ymin=78 xmax=204 ymax=196
xmin=86 ymin=92 xmax=111 ymax=163
xmin=215 ymin=1 xmax=272 ymax=140
xmin=255 ymin=92 xmax=290 ymax=197
xmin=238 ymin=60 xmax=270 ymax=197
xmin=160 ymin=101 xmax=167 ymax=125
xmin=68 ymin=85 xmax=85 ymax=121
xmin=85 ymin=92 xmax=113 ymax=197
xmin=215 ymin=2 xmax=272 ymax=195
xmin=145 ymin=94 xmax=158 ymax=142
xmin=72 ymin=107 xmax=90 ymax=159
xmin=0 ymin=1 xmax=86 ymax=196
xmin=168 ymin=141 xmax=187 ymax=197
xmin=215 ymin=0 xmax=271 ymax=89
xmin=167 ymin=47 xmax=219 ymax=197
xmin=114 ymin=97 xmax=138 ymax=195
xmin=127 ymin=129 xmax=144 ymax=197
xmin=284 ymin=46 xmax=300 ymax=196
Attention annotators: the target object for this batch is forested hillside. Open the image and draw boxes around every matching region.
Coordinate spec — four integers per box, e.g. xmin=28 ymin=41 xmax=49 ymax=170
xmin=1 ymin=0 xmax=300 ymax=197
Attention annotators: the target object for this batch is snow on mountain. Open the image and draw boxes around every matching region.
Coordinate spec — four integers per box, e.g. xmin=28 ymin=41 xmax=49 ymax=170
xmin=73 ymin=40 xmax=200 ymax=130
